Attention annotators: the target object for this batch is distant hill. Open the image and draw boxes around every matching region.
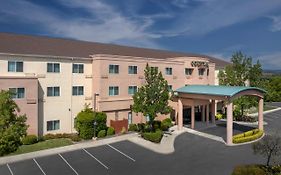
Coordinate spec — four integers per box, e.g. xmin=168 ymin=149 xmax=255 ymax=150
xmin=263 ymin=69 xmax=281 ymax=75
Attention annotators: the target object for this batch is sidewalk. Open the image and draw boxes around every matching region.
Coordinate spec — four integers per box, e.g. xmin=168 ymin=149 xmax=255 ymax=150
xmin=0 ymin=132 xmax=138 ymax=165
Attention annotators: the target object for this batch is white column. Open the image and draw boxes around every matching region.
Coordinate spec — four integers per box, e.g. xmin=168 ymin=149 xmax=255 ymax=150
xmin=258 ymin=98 xmax=264 ymax=130
xmin=226 ymin=102 xmax=233 ymax=145
xmin=178 ymin=99 xmax=183 ymax=130
xmin=191 ymin=105 xmax=195 ymax=129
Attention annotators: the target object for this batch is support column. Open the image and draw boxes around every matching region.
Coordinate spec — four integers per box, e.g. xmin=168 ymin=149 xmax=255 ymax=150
xmin=226 ymin=102 xmax=233 ymax=145
xmin=191 ymin=105 xmax=195 ymax=129
xmin=206 ymin=104 xmax=209 ymax=125
xmin=258 ymin=98 xmax=264 ymax=131
xmin=201 ymin=105 xmax=205 ymax=122
xmin=211 ymin=100 xmax=216 ymax=124
xmin=178 ymin=99 xmax=183 ymax=130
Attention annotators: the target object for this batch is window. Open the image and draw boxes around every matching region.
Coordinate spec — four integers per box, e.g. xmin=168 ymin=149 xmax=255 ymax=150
xmin=128 ymin=66 xmax=138 ymax=74
xmin=151 ymin=66 xmax=158 ymax=72
xmin=165 ymin=67 xmax=172 ymax=75
xmin=72 ymin=86 xmax=84 ymax=96
xmin=72 ymin=64 xmax=84 ymax=73
xmin=185 ymin=68 xmax=193 ymax=75
xmin=8 ymin=61 xmax=23 ymax=72
xmin=47 ymin=87 xmax=60 ymax=97
xmin=198 ymin=68 xmax=205 ymax=76
xmin=47 ymin=120 xmax=60 ymax=131
xmin=128 ymin=112 xmax=132 ymax=125
xmin=168 ymin=85 xmax=173 ymax=92
xmin=207 ymin=69 xmax=209 ymax=76
xmin=9 ymin=88 xmax=25 ymax=99
xmin=128 ymin=86 xmax=137 ymax=95
xmin=109 ymin=65 xmax=119 ymax=74
xmin=109 ymin=86 xmax=119 ymax=96
xmin=47 ymin=63 xmax=60 ymax=73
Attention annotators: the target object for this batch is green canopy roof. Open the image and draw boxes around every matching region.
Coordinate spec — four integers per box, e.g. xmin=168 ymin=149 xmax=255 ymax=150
xmin=175 ymin=85 xmax=266 ymax=97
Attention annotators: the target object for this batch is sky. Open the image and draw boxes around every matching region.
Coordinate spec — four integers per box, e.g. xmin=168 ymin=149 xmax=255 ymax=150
xmin=0 ymin=0 xmax=281 ymax=70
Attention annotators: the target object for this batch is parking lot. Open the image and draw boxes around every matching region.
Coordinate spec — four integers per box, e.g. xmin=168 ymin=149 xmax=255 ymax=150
xmin=0 ymin=108 xmax=281 ymax=175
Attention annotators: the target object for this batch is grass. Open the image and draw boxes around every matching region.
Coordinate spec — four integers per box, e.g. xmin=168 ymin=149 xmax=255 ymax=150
xmin=9 ymin=138 xmax=73 ymax=156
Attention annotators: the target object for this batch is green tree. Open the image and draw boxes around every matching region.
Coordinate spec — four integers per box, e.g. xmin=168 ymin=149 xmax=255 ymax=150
xmin=264 ymin=76 xmax=281 ymax=102
xmin=0 ymin=90 xmax=28 ymax=156
xmin=132 ymin=64 xmax=172 ymax=128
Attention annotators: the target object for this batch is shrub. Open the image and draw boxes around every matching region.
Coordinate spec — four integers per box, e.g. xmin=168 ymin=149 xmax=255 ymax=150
xmin=215 ymin=113 xmax=223 ymax=120
xmin=43 ymin=134 xmax=56 ymax=140
xmin=232 ymin=165 xmax=265 ymax=175
xmin=97 ymin=130 xmax=106 ymax=138
xmin=233 ymin=129 xmax=263 ymax=144
xmin=152 ymin=120 xmax=161 ymax=130
xmin=137 ymin=123 xmax=145 ymax=132
xmin=22 ymin=135 xmax=38 ymax=145
xmin=43 ymin=133 xmax=81 ymax=142
xmin=107 ymin=127 xmax=115 ymax=136
xmin=128 ymin=124 xmax=138 ymax=131
xmin=142 ymin=130 xmax=163 ymax=143
xmin=161 ymin=118 xmax=173 ymax=131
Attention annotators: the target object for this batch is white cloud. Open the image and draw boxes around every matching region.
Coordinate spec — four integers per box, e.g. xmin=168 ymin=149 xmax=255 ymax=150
xmin=269 ymin=15 xmax=281 ymax=32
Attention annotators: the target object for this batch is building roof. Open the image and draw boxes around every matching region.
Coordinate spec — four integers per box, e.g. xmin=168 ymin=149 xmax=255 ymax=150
xmin=0 ymin=32 xmax=229 ymax=68
xmin=175 ymin=85 xmax=266 ymax=97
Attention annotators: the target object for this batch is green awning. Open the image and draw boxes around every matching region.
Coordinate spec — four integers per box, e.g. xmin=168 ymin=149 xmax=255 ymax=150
xmin=175 ymin=85 xmax=266 ymax=97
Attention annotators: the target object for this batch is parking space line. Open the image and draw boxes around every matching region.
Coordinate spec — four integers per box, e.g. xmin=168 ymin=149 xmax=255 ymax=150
xmin=33 ymin=158 xmax=47 ymax=175
xmin=82 ymin=148 xmax=109 ymax=170
xmin=7 ymin=164 xmax=14 ymax=175
xmin=58 ymin=154 xmax=79 ymax=175
xmin=107 ymin=144 xmax=136 ymax=162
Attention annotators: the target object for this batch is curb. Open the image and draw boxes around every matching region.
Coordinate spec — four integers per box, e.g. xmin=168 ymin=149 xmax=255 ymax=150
xmin=228 ymin=133 xmax=265 ymax=147
xmin=248 ymin=107 xmax=281 ymax=117
xmin=0 ymin=133 xmax=138 ymax=165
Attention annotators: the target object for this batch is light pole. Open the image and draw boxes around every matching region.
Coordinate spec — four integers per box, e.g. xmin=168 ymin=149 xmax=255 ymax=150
xmin=93 ymin=93 xmax=99 ymax=139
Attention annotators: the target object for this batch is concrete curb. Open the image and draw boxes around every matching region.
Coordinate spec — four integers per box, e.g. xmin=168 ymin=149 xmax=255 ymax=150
xmin=248 ymin=107 xmax=281 ymax=117
xmin=219 ymin=119 xmax=268 ymax=126
xmin=228 ymin=133 xmax=265 ymax=146
xmin=0 ymin=133 xmax=138 ymax=165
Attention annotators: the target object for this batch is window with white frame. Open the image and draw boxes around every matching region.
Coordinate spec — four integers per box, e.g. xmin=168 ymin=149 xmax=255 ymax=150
xmin=165 ymin=67 xmax=172 ymax=75
xmin=47 ymin=86 xmax=60 ymax=96
xmin=47 ymin=120 xmax=60 ymax=131
xmin=109 ymin=86 xmax=119 ymax=96
xmin=128 ymin=66 xmax=138 ymax=74
xmin=198 ymin=68 xmax=205 ymax=76
xmin=72 ymin=64 xmax=84 ymax=73
xmin=109 ymin=64 xmax=119 ymax=74
xmin=47 ymin=63 xmax=60 ymax=73
xmin=8 ymin=61 xmax=23 ymax=72
xmin=168 ymin=85 xmax=173 ymax=92
xmin=128 ymin=86 xmax=137 ymax=95
xmin=72 ymin=86 xmax=84 ymax=96
xmin=9 ymin=88 xmax=25 ymax=99
xmin=185 ymin=68 xmax=193 ymax=75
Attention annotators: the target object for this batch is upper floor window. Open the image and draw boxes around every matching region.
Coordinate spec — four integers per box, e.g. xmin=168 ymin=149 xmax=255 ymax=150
xmin=185 ymin=68 xmax=193 ymax=76
xmin=128 ymin=86 xmax=137 ymax=95
xmin=198 ymin=68 xmax=205 ymax=76
xmin=109 ymin=65 xmax=119 ymax=74
xmin=151 ymin=66 xmax=158 ymax=72
xmin=207 ymin=69 xmax=209 ymax=76
xmin=47 ymin=86 xmax=60 ymax=97
xmin=109 ymin=86 xmax=119 ymax=96
xmin=73 ymin=64 xmax=84 ymax=73
xmin=47 ymin=63 xmax=60 ymax=73
xmin=128 ymin=66 xmax=138 ymax=74
xmin=168 ymin=85 xmax=173 ymax=92
xmin=8 ymin=61 xmax=23 ymax=72
xmin=165 ymin=67 xmax=173 ymax=75
xmin=72 ymin=86 xmax=84 ymax=96
xmin=47 ymin=120 xmax=60 ymax=131
xmin=9 ymin=88 xmax=25 ymax=99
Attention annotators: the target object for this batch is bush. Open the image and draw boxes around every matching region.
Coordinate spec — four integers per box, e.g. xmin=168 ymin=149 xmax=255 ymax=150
xmin=97 ymin=130 xmax=106 ymax=138
xmin=142 ymin=130 xmax=163 ymax=143
xmin=22 ymin=135 xmax=38 ymax=145
xmin=43 ymin=133 xmax=81 ymax=142
xmin=161 ymin=118 xmax=173 ymax=131
xmin=74 ymin=106 xmax=107 ymax=139
xmin=152 ymin=120 xmax=161 ymax=130
xmin=128 ymin=124 xmax=138 ymax=131
xmin=107 ymin=127 xmax=115 ymax=136
xmin=215 ymin=113 xmax=223 ymax=120
xmin=137 ymin=123 xmax=145 ymax=132
xmin=233 ymin=129 xmax=263 ymax=144
xmin=43 ymin=134 xmax=56 ymax=140
xmin=232 ymin=165 xmax=266 ymax=175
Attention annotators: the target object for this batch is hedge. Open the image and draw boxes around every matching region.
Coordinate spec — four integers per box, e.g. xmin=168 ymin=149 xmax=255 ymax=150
xmin=128 ymin=124 xmax=138 ymax=131
xmin=97 ymin=130 xmax=106 ymax=138
xmin=233 ymin=129 xmax=264 ymax=144
xmin=161 ymin=118 xmax=173 ymax=131
xmin=142 ymin=130 xmax=163 ymax=143
xmin=22 ymin=135 xmax=38 ymax=145
xmin=107 ymin=127 xmax=115 ymax=136
xmin=232 ymin=165 xmax=266 ymax=175
xmin=43 ymin=133 xmax=81 ymax=142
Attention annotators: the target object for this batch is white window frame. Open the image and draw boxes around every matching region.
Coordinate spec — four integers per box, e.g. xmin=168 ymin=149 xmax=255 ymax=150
xmin=8 ymin=61 xmax=23 ymax=72
xmin=47 ymin=86 xmax=60 ymax=97
xmin=109 ymin=64 xmax=119 ymax=74
xmin=72 ymin=63 xmax=84 ymax=73
xmin=47 ymin=63 xmax=60 ymax=73
xmin=72 ymin=86 xmax=84 ymax=96
xmin=128 ymin=65 xmax=138 ymax=74
xmin=109 ymin=86 xmax=119 ymax=96
xmin=198 ymin=68 xmax=205 ymax=76
xmin=168 ymin=85 xmax=173 ymax=92
xmin=128 ymin=85 xmax=137 ymax=95
xmin=9 ymin=87 xmax=25 ymax=99
xmin=47 ymin=120 xmax=60 ymax=131
xmin=185 ymin=68 xmax=193 ymax=75
xmin=165 ymin=67 xmax=173 ymax=75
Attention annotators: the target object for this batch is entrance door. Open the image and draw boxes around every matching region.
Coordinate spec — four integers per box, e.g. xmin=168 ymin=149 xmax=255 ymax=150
xmin=183 ymin=108 xmax=191 ymax=124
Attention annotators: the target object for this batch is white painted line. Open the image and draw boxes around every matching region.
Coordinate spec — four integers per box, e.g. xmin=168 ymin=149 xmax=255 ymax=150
xmin=82 ymin=148 xmax=109 ymax=170
xmin=33 ymin=158 xmax=46 ymax=175
xmin=107 ymin=144 xmax=136 ymax=162
xmin=7 ymin=164 xmax=14 ymax=175
xmin=58 ymin=154 xmax=79 ymax=175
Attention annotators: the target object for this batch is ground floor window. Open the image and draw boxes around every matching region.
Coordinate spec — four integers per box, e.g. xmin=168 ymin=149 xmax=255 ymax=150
xmin=9 ymin=87 xmax=25 ymax=99
xmin=47 ymin=120 xmax=60 ymax=131
xmin=128 ymin=112 xmax=132 ymax=125
xmin=109 ymin=86 xmax=119 ymax=96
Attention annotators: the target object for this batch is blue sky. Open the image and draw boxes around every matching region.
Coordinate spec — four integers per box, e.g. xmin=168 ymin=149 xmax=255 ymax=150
xmin=0 ymin=0 xmax=281 ymax=70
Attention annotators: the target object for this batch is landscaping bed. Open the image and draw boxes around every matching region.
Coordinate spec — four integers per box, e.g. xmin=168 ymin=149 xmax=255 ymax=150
xmin=232 ymin=164 xmax=281 ymax=175
xmin=233 ymin=129 xmax=264 ymax=144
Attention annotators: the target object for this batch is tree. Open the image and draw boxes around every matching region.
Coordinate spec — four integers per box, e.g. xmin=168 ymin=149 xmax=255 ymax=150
xmin=0 ymin=90 xmax=28 ymax=156
xmin=264 ymin=76 xmax=281 ymax=102
xmin=253 ymin=134 xmax=281 ymax=166
xmin=132 ymin=64 xmax=172 ymax=128
xmin=218 ymin=51 xmax=262 ymax=117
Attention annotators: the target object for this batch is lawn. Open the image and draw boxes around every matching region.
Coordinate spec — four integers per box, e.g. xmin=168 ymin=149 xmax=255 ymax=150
xmin=9 ymin=138 xmax=73 ymax=156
